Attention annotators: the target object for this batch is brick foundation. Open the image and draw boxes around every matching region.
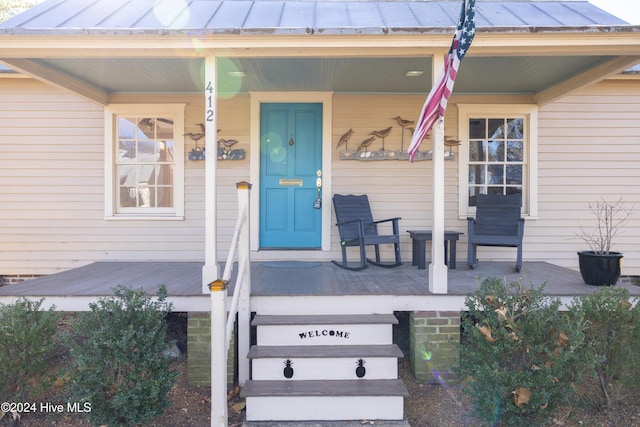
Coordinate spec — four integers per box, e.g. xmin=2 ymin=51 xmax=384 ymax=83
xmin=0 ymin=274 xmax=42 ymax=287
xmin=409 ymin=310 xmax=460 ymax=383
xmin=187 ymin=312 xmax=236 ymax=387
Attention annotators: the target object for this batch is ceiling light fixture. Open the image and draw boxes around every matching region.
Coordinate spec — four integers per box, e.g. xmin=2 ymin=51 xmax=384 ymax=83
xmin=405 ymin=70 xmax=424 ymax=77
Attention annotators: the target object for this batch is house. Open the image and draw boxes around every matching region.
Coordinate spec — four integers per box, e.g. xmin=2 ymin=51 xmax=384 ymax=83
xmin=1 ymin=0 xmax=639 ymax=424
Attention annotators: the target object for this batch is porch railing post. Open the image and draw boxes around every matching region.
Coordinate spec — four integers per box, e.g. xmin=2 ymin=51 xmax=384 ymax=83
xmin=209 ymin=279 xmax=228 ymax=427
xmin=236 ymin=181 xmax=252 ymax=385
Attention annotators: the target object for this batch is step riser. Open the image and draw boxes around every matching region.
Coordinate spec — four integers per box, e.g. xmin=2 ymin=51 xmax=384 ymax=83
xmin=245 ymin=395 xmax=405 ymax=421
xmin=251 ymin=295 xmax=395 ymax=315
xmin=257 ymin=324 xmax=393 ymax=346
xmin=251 ymin=358 xmax=398 ymax=380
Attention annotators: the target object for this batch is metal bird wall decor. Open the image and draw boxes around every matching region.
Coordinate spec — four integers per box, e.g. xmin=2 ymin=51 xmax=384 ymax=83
xmin=393 ymin=116 xmax=415 ymax=151
xmin=369 ymin=126 xmax=392 ymax=150
xmin=336 ymin=128 xmax=354 ymax=150
xmin=356 ymin=136 xmax=376 ymax=154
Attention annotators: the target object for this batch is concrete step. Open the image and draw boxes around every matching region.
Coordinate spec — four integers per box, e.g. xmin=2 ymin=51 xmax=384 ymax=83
xmin=241 ymin=379 xmax=408 ymax=422
xmin=248 ymin=344 xmax=403 ymax=380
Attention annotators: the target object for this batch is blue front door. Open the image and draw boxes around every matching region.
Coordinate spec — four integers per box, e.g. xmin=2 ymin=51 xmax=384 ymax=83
xmin=260 ymin=103 xmax=323 ymax=248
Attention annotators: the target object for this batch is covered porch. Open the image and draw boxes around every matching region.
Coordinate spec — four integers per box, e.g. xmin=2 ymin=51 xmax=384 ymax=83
xmin=1 ymin=260 xmax=637 ymax=311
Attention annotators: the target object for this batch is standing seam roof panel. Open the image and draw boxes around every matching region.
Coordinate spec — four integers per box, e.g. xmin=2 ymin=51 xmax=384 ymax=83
xmin=244 ymin=1 xmax=285 ymax=29
xmin=206 ymin=1 xmax=254 ymax=29
xmin=315 ymin=2 xmax=349 ymax=28
xmin=407 ymin=2 xmax=458 ymax=28
xmin=343 ymin=3 xmax=384 ymax=28
xmin=133 ymin=1 xmax=192 ymax=28
xmin=506 ymin=3 xmax=564 ymax=27
xmin=98 ymin=1 xmax=158 ymax=28
xmin=61 ymin=0 xmax=128 ymax=28
xmin=280 ymin=2 xmax=315 ymax=29
xmin=375 ymin=3 xmax=420 ymax=28
xmin=173 ymin=1 xmax=223 ymax=29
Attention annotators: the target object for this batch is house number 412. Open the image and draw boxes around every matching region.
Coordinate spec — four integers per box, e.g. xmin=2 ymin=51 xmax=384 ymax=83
xmin=205 ymin=81 xmax=215 ymax=122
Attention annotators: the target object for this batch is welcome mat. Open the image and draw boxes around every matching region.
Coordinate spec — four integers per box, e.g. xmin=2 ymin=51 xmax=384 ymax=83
xmin=262 ymin=261 xmax=321 ymax=269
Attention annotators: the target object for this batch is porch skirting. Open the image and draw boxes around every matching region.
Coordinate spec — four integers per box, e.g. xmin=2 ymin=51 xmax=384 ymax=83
xmin=410 ymin=311 xmax=461 ymax=383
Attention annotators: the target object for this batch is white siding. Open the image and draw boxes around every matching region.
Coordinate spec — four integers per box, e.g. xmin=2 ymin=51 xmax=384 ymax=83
xmin=1 ymin=78 xmax=639 ymax=278
xmin=534 ymin=80 xmax=640 ymax=275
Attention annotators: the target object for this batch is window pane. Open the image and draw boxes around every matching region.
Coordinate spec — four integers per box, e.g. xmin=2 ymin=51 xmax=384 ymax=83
xmin=469 ymin=165 xmax=485 ymax=185
xmin=469 ymin=118 xmax=485 ymax=139
xmin=488 ymin=118 xmax=504 ymax=139
xmin=487 ymin=187 xmax=503 ymax=195
xmin=118 ymin=140 xmax=136 ymax=163
xmin=156 ymin=186 xmax=173 ymax=208
xmin=468 ymin=186 xmax=485 ymax=207
xmin=507 ymin=141 xmax=523 ymax=162
xmin=469 ymin=140 xmax=486 ymax=161
xmin=488 ymin=164 xmax=504 ymax=185
xmin=118 ymin=117 xmax=139 ymax=139
xmin=138 ymin=140 xmax=158 ymax=161
xmin=506 ymin=118 xmax=523 ymax=139
xmin=506 ymin=165 xmax=523 ymax=185
xmin=487 ymin=140 xmax=504 ymax=162
xmin=506 ymin=187 xmax=522 ymax=197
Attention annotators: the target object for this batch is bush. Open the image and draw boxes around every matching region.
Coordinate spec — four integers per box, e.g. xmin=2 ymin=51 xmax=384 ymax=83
xmin=66 ymin=285 xmax=179 ymax=426
xmin=0 ymin=298 xmax=60 ymax=401
xmin=569 ymin=286 xmax=640 ymax=411
xmin=456 ymin=278 xmax=584 ymax=427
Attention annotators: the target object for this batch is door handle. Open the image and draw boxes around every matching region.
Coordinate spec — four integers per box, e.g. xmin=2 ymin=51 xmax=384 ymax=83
xmin=314 ymin=170 xmax=322 ymax=209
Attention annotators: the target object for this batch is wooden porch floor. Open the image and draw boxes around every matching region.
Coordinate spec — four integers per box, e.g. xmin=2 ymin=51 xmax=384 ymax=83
xmin=1 ymin=260 xmax=638 ymax=311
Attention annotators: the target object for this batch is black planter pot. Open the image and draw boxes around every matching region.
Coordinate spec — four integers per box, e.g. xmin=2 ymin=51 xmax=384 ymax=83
xmin=577 ymin=251 xmax=624 ymax=286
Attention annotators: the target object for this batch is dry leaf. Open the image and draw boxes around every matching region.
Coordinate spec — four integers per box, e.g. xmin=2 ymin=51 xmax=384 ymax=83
xmin=494 ymin=307 xmax=508 ymax=321
xmin=485 ymin=295 xmax=497 ymax=306
xmin=227 ymin=385 xmax=241 ymax=400
xmin=53 ymin=376 xmax=70 ymax=388
xmin=540 ymin=402 xmax=549 ymax=410
xmin=556 ymin=332 xmax=568 ymax=347
xmin=231 ymin=401 xmax=246 ymax=413
xmin=476 ymin=324 xmax=496 ymax=342
xmin=513 ymin=387 xmax=531 ymax=408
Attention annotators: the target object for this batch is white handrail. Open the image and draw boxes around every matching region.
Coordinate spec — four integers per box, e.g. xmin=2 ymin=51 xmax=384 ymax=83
xmin=210 ymin=182 xmax=252 ymax=427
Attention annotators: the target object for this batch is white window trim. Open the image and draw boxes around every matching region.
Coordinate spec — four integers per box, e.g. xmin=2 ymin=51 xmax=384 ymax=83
xmin=104 ymin=103 xmax=186 ymax=220
xmin=457 ymin=104 xmax=538 ymax=219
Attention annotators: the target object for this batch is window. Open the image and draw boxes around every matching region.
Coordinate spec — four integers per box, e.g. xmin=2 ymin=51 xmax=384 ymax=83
xmin=105 ymin=104 xmax=185 ymax=219
xmin=458 ymin=105 xmax=538 ymax=218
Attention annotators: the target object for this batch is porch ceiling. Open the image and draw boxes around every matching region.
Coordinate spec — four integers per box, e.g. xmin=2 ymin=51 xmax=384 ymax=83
xmin=14 ymin=54 xmax=621 ymax=97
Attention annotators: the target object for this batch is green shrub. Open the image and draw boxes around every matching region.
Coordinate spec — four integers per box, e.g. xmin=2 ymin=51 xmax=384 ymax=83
xmin=66 ymin=285 xmax=179 ymax=426
xmin=0 ymin=298 xmax=60 ymax=401
xmin=569 ymin=286 xmax=640 ymax=411
xmin=456 ymin=278 xmax=584 ymax=427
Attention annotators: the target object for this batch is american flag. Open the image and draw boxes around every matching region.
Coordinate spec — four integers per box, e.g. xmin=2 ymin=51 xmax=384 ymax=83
xmin=407 ymin=0 xmax=476 ymax=162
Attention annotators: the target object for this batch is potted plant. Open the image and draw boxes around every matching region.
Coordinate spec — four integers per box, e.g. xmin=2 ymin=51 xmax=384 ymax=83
xmin=575 ymin=198 xmax=632 ymax=286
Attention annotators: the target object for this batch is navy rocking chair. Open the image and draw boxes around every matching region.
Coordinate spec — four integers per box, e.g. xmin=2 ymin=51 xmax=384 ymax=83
xmin=467 ymin=193 xmax=525 ymax=272
xmin=332 ymin=194 xmax=402 ymax=271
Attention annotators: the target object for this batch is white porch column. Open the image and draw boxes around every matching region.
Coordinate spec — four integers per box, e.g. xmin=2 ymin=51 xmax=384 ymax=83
xmin=203 ymin=55 xmax=219 ymax=291
xmin=428 ymin=52 xmax=448 ymax=294
xmin=429 ymin=116 xmax=448 ymax=294
xmin=203 ymin=56 xmax=226 ymax=427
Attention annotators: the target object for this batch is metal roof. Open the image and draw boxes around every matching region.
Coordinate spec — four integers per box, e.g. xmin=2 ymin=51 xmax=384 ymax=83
xmin=0 ymin=1 xmax=638 ymax=104
xmin=0 ymin=0 xmax=630 ymax=34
